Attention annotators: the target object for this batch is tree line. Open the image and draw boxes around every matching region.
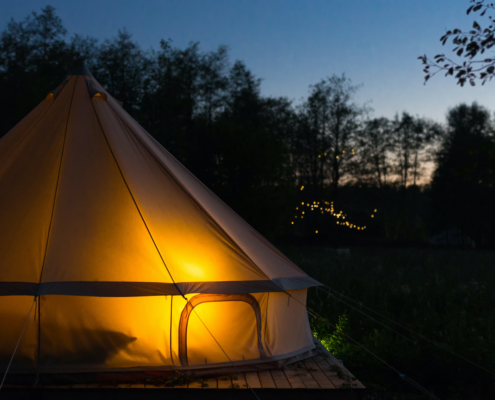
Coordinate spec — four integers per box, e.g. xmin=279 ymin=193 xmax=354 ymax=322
xmin=2 ymin=6 xmax=495 ymax=247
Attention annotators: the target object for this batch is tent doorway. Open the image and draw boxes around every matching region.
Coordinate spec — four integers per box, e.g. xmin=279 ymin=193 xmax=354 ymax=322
xmin=178 ymin=294 xmax=266 ymax=366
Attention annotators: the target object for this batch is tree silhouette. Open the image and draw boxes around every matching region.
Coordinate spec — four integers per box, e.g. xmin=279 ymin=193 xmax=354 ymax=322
xmin=353 ymin=117 xmax=393 ymax=189
xmin=297 ymin=75 xmax=365 ymax=198
xmin=431 ymin=103 xmax=495 ymax=245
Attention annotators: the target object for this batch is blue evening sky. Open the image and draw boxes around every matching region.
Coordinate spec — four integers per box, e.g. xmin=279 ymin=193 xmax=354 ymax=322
xmin=0 ymin=0 xmax=492 ymax=124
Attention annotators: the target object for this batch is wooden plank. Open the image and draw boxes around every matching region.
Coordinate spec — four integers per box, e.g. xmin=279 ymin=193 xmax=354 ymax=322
xmin=270 ymin=370 xmax=291 ymax=389
xmin=324 ymin=354 xmax=365 ymax=389
xmin=188 ymin=379 xmax=204 ymax=389
xmin=313 ymin=336 xmax=365 ymax=389
xmin=217 ymin=375 xmax=232 ymax=389
xmin=231 ymin=373 xmax=247 ymax=389
xmin=129 ymin=383 xmax=145 ymax=388
xmin=116 ymin=384 xmax=132 ymax=388
xmin=203 ymin=377 xmax=217 ymax=389
xmin=316 ymin=354 xmax=364 ymax=389
xmin=245 ymin=372 xmax=262 ymax=389
xmin=144 ymin=384 xmax=167 ymax=389
xmin=71 ymin=384 xmax=88 ymax=388
xmin=282 ymin=365 xmax=306 ymax=389
xmin=258 ymin=370 xmax=276 ymax=389
xmin=304 ymin=358 xmax=335 ymax=388
xmin=172 ymin=379 xmax=188 ymax=389
xmin=292 ymin=362 xmax=320 ymax=388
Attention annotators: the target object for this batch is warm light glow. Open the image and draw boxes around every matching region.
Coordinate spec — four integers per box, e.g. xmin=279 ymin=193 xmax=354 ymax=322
xmin=315 ymin=230 xmax=318 ymax=234
xmin=183 ymin=264 xmax=206 ymax=279
xmin=291 ymin=196 xmax=368 ymax=231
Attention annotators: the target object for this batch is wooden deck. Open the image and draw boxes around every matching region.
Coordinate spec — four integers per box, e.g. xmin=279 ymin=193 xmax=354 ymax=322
xmin=2 ymin=343 xmax=365 ymax=399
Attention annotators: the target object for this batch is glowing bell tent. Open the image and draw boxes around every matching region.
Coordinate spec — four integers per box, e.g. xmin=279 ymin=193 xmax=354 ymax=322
xmin=0 ymin=65 xmax=320 ymax=374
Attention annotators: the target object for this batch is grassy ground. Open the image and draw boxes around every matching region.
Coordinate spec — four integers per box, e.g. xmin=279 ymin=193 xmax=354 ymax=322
xmin=280 ymin=246 xmax=495 ymax=400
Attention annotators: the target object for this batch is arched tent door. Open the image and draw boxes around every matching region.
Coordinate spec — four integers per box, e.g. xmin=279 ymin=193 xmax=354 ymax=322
xmin=178 ymin=294 xmax=267 ymax=366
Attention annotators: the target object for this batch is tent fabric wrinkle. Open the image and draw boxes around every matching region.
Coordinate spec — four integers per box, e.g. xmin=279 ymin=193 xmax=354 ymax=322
xmin=0 ymin=66 xmax=320 ymax=374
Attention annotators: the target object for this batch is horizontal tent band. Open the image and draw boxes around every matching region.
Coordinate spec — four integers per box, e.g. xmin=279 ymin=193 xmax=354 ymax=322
xmin=0 ymin=276 xmax=321 ymax=297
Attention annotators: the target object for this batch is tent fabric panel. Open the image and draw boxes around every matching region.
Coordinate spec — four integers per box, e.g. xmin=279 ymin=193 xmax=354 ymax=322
xmin=41 ymin=78 xmax=173 ymax=284
xmin=104 ymin=95 xmax=317 ymax=287
xmin=91 ymin=97 xmax=269 ymax=285
xmin=0 ymin=77 xmax=77 ymax=282
xmin=265 ymin=289 xmax=314 ymax=357
xmin=39 ymin=295 xmax=174 ymax=372
xmin=251 ymin=292 xmax=272 ymax=357
xmin=0 ymin=296 xmax=37 ymax=373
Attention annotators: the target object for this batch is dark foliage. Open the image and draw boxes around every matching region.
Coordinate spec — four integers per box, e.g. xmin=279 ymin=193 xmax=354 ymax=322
xmin=431 ymin=103 xmax=495 ymax=247
xmin=285 ymin=246 xmax=495 ymax=399
xmin=1 ymin=6 xmax=495 ymax=249
xmin=419 ymin=0 xmax=495 ymax=86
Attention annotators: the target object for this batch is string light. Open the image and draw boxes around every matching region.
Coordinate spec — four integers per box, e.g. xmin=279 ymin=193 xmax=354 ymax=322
xmin=291 ymin=189 xmax=373 ymax=232
xmin=292 ymin=199 xmax=369 ymax=230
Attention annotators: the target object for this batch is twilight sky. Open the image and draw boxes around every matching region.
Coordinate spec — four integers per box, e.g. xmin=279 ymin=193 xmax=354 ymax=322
xmin=1 ymin=0 xmax=493 ymax=124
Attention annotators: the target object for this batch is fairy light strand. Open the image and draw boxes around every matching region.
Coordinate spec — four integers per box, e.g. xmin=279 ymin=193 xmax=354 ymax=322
xmin=291 ymin=188 xmax=377 ymax=231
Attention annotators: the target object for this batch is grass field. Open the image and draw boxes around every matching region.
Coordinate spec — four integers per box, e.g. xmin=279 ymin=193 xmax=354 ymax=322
xmin=280 ymin=246 xmax=495 ymax=400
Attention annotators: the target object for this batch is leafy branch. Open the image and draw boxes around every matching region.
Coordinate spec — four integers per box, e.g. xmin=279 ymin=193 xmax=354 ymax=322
xmin=419 ymin=0 xmax=495 ymax=86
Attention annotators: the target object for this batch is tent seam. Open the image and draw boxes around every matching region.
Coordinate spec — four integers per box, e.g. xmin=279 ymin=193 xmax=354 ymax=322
xmin=85 ymin=81 xmax=184 ymax=298
xmin=35 ymin=74 xmax=79 ymax=377
xmin=37 ymin=74 xmax=79 ymax=285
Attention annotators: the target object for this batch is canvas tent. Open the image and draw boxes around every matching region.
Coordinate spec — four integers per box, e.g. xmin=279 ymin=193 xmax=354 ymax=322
xmin=0 ymin=65 xmax=320 ymax=375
